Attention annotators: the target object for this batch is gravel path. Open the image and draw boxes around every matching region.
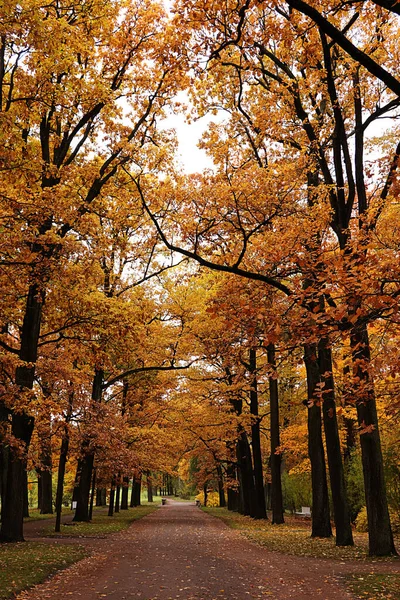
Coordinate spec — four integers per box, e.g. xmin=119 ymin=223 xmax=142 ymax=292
xmin=17 ymin=500 xmax=399 ymax=600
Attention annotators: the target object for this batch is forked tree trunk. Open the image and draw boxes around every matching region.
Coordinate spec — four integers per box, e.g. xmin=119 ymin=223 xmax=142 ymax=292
xmin=304 ymin=343 xmax=332 ymax=538
xmin=267 ymin=344 xmax=284 ymax=525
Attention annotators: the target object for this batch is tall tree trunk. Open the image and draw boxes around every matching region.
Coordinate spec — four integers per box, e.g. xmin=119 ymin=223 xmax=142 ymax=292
xmin=73 ymin=451 xmax=95 ymax=522
xmin=130 ymin=476 xmax=135 ymax=507
xmin=318 ymin=339 xmax=353 ymax=546
xmin=133 ymin=475 xmax=141 ymax=506
xmin=121 ymin=477 xmax=129 ymax=509
xmin=38 ymin=416 xmax=53 ymax=515
xmin=55 ymin=419 xmax=70 ymax=533
xmin=108 ymin=476 xmax=116 ymax=517
xmin=0 ymin=284 xmax=42 ymax=542
xmin=115 ymin=475 xmax=121 ymax=514
xmin=249 ymin=348 xmax=267 ymax=519
xmin=267 ymin=343 xmax=284 ymax=525
xmin=73 ymin=368 xmax=103 ymax=522
xmin=146 ymin=472 xmax=153 ymax=503
xmin=89 ymin=468 xmax=96 ymax=521
xmin=216 ymin=463 xmax=226 ymax=507
xmin=226 ymin=453 xmax=239 ymax=512
xmin=304 ymin=343 xmax=332 ymax=538
xmin=350 ymin=319 xmax=396 ymax=556
xmin=0 ymin=444 xmax=9 ymax=521
xmin=36 ymin=469 xmax=42 ymax=512
xmin=236 ymin=431 xmax=256 ymax=517
xmin=96 ymin=488 xmax=103 ymax=507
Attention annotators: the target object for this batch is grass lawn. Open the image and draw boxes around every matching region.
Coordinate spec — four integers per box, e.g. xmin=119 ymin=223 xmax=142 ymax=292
xmin=345 ymin=573 xmax=400 ymax=599
xmin=24 ymin=508 xmax=74 ymax=522
xmin=44 ymin=504 xmax=158 ymax=537
xmin=0 ymin=542 xmax=86 ymax=599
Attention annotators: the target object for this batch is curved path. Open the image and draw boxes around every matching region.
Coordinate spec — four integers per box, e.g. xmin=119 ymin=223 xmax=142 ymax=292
xmin=18 ymin=501 xmax=398 ymax=600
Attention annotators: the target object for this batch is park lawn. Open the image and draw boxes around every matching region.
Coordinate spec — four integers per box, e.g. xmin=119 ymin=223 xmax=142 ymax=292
xmin=44 ymin=504 xmax=158 ymax=537
xmin=0 ymin=542 xmax=86 ymax=599
xmin=345 ymin=573 xmax=400 ymax=599
xmin=24 ymin=508 xmax=74 ymax=522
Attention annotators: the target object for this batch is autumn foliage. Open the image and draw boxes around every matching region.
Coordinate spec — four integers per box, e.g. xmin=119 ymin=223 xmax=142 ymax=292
xmin=0 ymin=0 xmax=399 ymax=557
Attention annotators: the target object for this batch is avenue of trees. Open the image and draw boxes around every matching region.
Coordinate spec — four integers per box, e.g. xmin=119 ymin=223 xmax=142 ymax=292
xmin=0 ymin=0 xmax=399 ymax=557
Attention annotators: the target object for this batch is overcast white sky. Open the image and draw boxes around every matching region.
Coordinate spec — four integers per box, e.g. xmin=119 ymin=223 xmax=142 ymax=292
xmin=167 ymin=111 xmax=215 ymax=173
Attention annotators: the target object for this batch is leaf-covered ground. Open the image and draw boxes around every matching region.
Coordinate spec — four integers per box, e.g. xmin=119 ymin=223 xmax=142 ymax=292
xmin=203 ymin=507 xmax=399 ymax=562
xmin=203 ymin=508 xmax=400 ymax=599
xmin=0 ymin=542 xmax=86 ymax=599
xmin=345 ymin=573 xmax=400 ymax=599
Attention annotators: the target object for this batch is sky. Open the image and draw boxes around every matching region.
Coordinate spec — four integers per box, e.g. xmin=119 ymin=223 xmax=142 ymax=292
xmin=166 ymin=111 xmax=215 ymax=174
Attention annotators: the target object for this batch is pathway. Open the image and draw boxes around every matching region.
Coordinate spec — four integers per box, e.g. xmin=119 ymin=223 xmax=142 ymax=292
xmin=18 ymin=500 xmax=399 ymax=600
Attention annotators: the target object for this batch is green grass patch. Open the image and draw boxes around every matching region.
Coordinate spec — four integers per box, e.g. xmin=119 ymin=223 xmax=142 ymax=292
xmin=24 ymin=508 xmax=73 ymax=522
xmin=0 ymin=541 xmax=86 ymax=599
xmin=44 ymin=505 xmax=158 ymax=538
xmin=203 ymin=507 xmax=398 ymax=562
xmin=345 ymin=573 xmax=400 ymax=599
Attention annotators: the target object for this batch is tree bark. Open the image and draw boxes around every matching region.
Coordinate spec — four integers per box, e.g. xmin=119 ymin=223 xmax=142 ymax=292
xmin=304 ymin=343 xmax=332 ymax=538
xmin=55 ymin=422 xmax=70 ymax=532
xmin=108 ymin=475 xmax=116 ymax=517
xmin=73 ymin=368 xmax=103 ymax=522
xmin=249 ymin=348 xmax=267 ymax=519
xmin=216 ymin=463 xmax=226 ymax=507
xmin=132 ymin=475 xmax=141 ymax=506
xmin=236 ymin=430 xmax=256 ymax=517
xmin=146 ymin=472 xmax=153 ymax=503
xmin=115 ymin=477 xmax=121 ymax=513
xmin=318 ymin=338 xmax=353 ymax=546
xmin=121 ymin=477 xmax=129 ymax=509
xmin=267 ymin=344 xmax=284 ymax=525
xmin=38 ymin=416 xmax=53 ymax=515
xmin=350 ymin=319 xmax=396 ymax=555
xmin=89 ymin=468 xmax=97 ymax=520
xmin=0 ymin=284 xmax=42 ymax=542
